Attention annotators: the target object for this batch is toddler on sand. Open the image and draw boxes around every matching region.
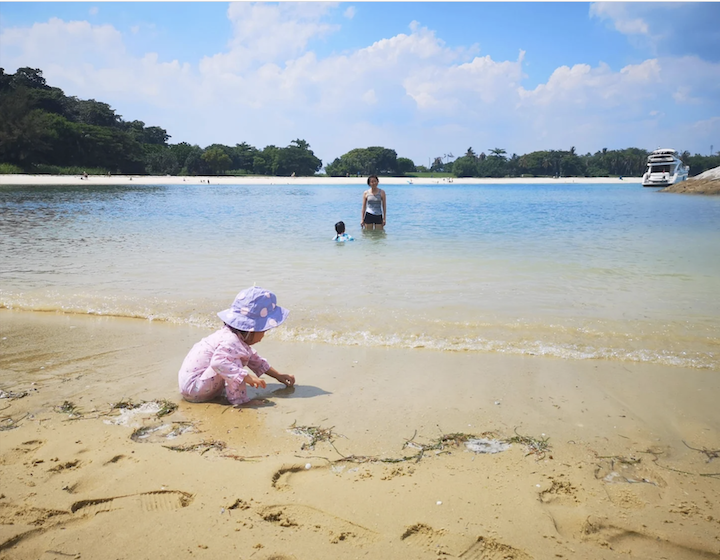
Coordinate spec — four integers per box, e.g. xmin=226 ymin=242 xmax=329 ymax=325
xmin=178 ymin=287 xmax=295 ymax=405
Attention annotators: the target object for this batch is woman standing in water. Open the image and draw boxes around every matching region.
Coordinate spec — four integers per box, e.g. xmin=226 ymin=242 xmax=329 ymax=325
xmin=361 ymin=175 xmax=387 ymax=230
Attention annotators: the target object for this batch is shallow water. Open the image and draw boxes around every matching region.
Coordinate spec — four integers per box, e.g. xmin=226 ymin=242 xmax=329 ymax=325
xmin=1 ymin=181 xmax=719 ymax=369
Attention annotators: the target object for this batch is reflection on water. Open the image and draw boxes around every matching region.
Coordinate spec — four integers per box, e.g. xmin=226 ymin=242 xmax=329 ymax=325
xmin=1 ymin=182 xmax=719 ymax=370
xmin=361 ymin=227 xmax=387 ymax=243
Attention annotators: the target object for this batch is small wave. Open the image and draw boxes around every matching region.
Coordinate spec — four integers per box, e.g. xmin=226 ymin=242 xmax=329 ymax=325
xmin=273 ymin=326 xmax=718 ymax=370
xmin=2 ymin=301 xmax=717 ymax=371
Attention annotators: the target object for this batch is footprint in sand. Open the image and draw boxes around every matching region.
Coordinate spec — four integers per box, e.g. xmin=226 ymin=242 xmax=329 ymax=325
xmin=582 ymin=516 xmax=720 ymax=559
xmin=70 ymin=489 xmax=193 ymax=514
xmin=0 ymin=439 xmax=45 ymax=466
xmin=401 ymin=523 xmax=533 ymax=559
xmin=257 ymin=504 xmax=377 ymax=545
xmin=538 ymin=476 xmax=580 ymax=505
xmin=0 ymin=491 xmax=194 ymax=553
xmin=271 ymin=463 xmax=314 ymax=490
xmin=459 ymin=536 xmax=534 ymax=560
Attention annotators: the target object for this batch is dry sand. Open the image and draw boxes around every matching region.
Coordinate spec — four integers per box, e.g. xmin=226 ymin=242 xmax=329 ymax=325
xmin=1 ymin=309 xmax=719 ymax=559
xmin=0 ymin=174 xmax=638 ymax=187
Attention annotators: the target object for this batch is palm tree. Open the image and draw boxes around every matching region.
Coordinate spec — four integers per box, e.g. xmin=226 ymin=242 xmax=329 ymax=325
xmin=290 ymin=139 xmax=310 ymax=150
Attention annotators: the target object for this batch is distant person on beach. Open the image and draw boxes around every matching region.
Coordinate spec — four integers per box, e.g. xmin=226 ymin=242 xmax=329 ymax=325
xmin=361 ymin=175 xmax=386 ymax=230
xmin=178 ymin=287 xmax=295 ymax=406
xmin=333 ymin=221 xmax=354 ymax=242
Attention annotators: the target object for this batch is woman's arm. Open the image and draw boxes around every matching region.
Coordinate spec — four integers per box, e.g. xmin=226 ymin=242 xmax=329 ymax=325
xmin=361 ymin=190 xmax=368 ymax=226
xmin=381 ymin=189 xmax=387 ymax=225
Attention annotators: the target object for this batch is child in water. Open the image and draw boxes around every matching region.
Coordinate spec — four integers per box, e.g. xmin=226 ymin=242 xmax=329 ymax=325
xmin=333 ymin=221 xmax=354 ymax=242
xmin=178 ymin=287 xmax=295 ymax=405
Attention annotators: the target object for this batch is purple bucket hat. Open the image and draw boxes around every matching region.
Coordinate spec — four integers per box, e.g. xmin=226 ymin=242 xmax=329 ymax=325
xmin=217 ymin=287 xmax=289 ymax=332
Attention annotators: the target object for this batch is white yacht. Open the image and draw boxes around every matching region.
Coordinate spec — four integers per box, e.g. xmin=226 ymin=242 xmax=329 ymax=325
xmin=642 ymin=149 xmax=689 ymax=187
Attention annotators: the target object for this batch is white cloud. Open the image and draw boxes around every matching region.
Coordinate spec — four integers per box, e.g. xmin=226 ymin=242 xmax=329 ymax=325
xmin=518 ymin=59 xmax=661 ymax=110
xmin=89 ymin=7 xmax=99 ymax=17
xmin=344 ymin=6 xmax=356 ymax=20
xmin=362 ymin=89 xmax=377 ymax=105
xmin=404 ymin=52 xmax=525 ymax=114
xmin=223 ymin=2 xmax=339 ymax=65
xmin=590 ymin=3 xmax=649 ymax=36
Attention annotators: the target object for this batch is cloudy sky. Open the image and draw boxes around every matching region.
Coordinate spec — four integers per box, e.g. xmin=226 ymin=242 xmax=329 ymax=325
xmin=1 ymin=1 xmax=719 ymax=167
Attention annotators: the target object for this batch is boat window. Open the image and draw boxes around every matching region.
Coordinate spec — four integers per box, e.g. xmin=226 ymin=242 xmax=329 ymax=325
xmin=650 ymin=165 xmax=672 ymax=173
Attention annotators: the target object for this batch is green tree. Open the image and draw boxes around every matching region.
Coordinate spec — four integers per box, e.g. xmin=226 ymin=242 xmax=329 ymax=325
xmin=13 ymin=67 xmax=48 ymax=89
xmin=143 ymin=126 xmax=170 ymax=145
xmin=182 ymin=146 xmax=209 ymax=175
xmin=168 ymin=142 xmax=197 ymax=171
xmin=271 ymin=140 xmax=322 ymax=176
xmin=252 ymin=155 xmax=268 ymax=175
xmin=202 ymin=147 xmax=232 ymax=174
xmin=396 ymin=157 xmax=416 ymax=174
xmin=232 ymin=142 xmax=259 ymax=172
xmin=78 ymin=99 xmax=121 ymax=127
xmin=452 ymin=156 xmax=477 ymax=177
xmin=325 ymin=146 xmax=398 ymax=176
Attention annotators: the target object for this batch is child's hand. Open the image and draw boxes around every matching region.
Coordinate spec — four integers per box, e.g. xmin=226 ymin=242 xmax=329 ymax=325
xmin=276 ymin=373 xmax=295 ymax=388
xmin=244 ymin=372 xmax=267 ymax=389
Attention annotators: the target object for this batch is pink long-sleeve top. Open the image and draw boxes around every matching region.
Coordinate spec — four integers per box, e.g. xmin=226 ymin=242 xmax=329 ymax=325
xmin=178 ymin=326 xmax=270 ymax=404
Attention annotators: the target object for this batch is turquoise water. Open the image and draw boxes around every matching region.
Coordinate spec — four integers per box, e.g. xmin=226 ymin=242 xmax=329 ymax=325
xmin=1 ymin=181 xmax=719 ymax=369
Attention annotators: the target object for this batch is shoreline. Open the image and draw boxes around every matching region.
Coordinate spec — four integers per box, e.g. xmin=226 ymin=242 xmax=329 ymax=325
xmin=0 ymin=173 xmax=639 ymax=187
xmin=1 ymin=309 xmax=719 ymax=559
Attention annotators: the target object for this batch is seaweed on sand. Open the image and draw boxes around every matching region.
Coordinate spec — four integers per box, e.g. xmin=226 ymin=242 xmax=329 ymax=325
xmin=54 ymin=401 xmax=82 ymax=418
xmin=683 ymin=440 xmax=720 ymax=463
xmin=504 ymin=428 xmax=552 ymax=459
xmin=163 ymin=439 xmax=227 ymax=455
xmin=0 ymin=414 xmax=28 ymax=431
xmin=110 ymin=398 xmax=137 ymax=410
xmin=0 ymin=389 xmax=28 ymax=400
xmin=110 ymin=398 xmax=178 ymax=418
xmin=288 ymin=422 xmax=341 ymax=451
xmin=335 ymin=429 xmax=489 ymax=465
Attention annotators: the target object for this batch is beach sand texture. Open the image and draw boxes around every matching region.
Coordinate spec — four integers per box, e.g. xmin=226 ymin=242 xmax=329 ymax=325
xmin=2 ymin=310 xmax=720 ymax=560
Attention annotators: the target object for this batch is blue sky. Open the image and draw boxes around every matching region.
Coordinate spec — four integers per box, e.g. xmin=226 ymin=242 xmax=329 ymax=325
xmin=1 ymin=2 xmax=719 ymax=167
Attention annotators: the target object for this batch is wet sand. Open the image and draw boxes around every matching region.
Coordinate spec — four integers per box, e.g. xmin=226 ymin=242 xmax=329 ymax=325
xmin=1 ymin=309 xmax=719 ymax=559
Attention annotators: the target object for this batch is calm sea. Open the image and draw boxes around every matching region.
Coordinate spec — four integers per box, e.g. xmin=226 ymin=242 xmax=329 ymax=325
xmin=1 ymin=181 xmax=719 ymax=370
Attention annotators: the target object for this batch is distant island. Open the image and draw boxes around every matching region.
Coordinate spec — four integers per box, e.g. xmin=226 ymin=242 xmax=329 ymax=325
xmin=2 ymin=67 xmax=719 ymax=180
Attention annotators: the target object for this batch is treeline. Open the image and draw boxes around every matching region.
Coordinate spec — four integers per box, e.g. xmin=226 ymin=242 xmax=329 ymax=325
xmin=0 ymin=67 xmax=321 ymax=176
xmin=1 ymin=67 xmax=718 ymax=178
xmin=426 ymin=147 xmax=719 ymax=179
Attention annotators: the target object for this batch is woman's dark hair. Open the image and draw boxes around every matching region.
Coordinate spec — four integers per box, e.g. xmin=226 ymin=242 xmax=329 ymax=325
xmin=367 ymin=174 xmax=379 ymax=185
xmin=335 ymin=221 xmax=345 ymax=234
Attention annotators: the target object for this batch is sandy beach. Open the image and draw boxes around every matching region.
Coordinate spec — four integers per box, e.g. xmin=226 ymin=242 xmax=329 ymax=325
xmin=0 ymin=174 xmax=639 ymax=187
xmin=1 ymin=309 xmax=719 ymax=560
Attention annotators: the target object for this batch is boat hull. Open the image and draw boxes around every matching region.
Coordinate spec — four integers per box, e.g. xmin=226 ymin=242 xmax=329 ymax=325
xmin=642 ymin=172 xmax=689 ymax=187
